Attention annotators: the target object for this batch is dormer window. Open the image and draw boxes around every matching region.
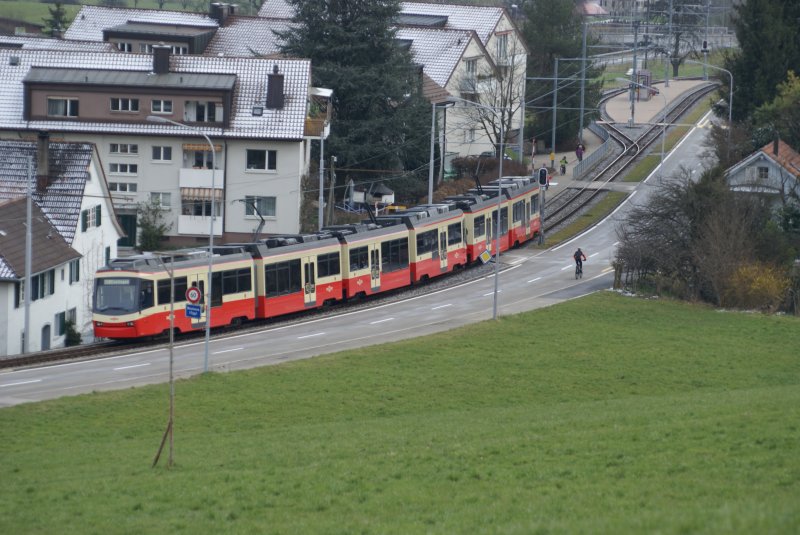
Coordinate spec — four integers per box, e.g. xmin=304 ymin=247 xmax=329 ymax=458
xmin=152 ymin=99 xmax=173 ymax=114
xmin=111 ymin=98 xmax=139 ymax=112
xmin=47 ymin=97 xmax=79 ymax=117
xmin=185 ymin=101 xmax=222 ymax=123
xmin=116 ymin=42 xmax=133 ymax=53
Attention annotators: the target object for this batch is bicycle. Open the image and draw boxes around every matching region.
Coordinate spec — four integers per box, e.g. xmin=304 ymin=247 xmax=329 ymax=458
xmin=575 ymin=262 xmax=583 ymax=279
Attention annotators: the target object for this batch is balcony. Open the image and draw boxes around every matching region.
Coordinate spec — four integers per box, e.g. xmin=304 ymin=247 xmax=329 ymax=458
xmin=178 ymin=214 xmax=222 ymax=236
xmin=178 ymin=167 xmax=225 ymax=189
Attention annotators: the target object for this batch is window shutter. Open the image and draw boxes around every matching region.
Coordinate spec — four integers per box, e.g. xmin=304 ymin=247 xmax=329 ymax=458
xmin=81 ymin=210 xmax=88 ymax=232
xmin=14 ymin=282 xmax=20 ymax=309
xmin=31 ymin=276 xmax=39 ymax=302
xmin=95 ymin=205 xmax=102 ymax=226
xmin=49 ymin=269 xmax=55 ymax=294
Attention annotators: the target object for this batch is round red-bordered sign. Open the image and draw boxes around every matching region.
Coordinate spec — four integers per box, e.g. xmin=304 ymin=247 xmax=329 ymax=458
xmin=186 ymin=287 xmax=202 ymax=304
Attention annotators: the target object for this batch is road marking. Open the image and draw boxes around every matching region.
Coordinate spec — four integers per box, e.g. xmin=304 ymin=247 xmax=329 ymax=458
xmin=113 ymin=363 xmax=150 ymax=371
xmin=0 ymin=379 xmax=42 ymax=388
xmin=483 ymin=290 xmax=502 ymax=297
xmin=431 ymin=304 xmax=452 ymax=310
xmin=214 ymin=347 xmax=243 ymax=355
xmin=613 ymin=241 xmax=619 ymax=247
xmin=369 ymin=318 xmax=394 ymax=325
xmin=589 ymin=252 xmax=600 ymax=258
xmin=298 ymin=332 xmax=325 ymax=340
xmin=527 ymin=277 xmax=542 ymax=283
xmin=561 ymin=264 xmax=573 ymax=271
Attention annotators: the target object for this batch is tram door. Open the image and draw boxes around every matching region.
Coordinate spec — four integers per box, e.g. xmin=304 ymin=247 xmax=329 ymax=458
xmin=439 ymin=229 xmax=448 ymax=272
xmin=189 ymin=275 xmax=207 ymax=326
xmin=303 ymin=257 xmax=316 ymax=307
xmin=525 ymin=200 xmax=531 ymax=237
xmin=370 ymin=246 xmax=381 ymax=292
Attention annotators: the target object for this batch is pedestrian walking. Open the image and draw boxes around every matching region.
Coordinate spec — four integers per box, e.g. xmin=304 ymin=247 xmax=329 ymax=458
xmin=575 ymin=143 xmax=584 ymax=162
xmin=549 ymin=150 xmax=555 ymax=170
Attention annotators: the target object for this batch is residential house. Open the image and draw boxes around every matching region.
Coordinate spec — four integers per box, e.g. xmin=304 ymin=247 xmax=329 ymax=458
xmin=0 ymin=138 xmax=123 ymax=355
xmin=0 ymin=46 xmax=331 ymax=245
xmin=726 ymin=139 xmax=800 ymax=209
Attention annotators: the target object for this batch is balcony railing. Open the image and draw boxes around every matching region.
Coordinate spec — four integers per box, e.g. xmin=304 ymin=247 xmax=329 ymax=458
xmin=178 ymin=214 xmax=222 ymax=236
xmin=178 ymin=167 xmax=225 ymax=189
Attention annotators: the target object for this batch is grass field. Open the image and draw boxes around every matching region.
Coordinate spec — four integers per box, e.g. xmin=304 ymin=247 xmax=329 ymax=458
xmin=1 ymin=292 xmax=798 ymax=534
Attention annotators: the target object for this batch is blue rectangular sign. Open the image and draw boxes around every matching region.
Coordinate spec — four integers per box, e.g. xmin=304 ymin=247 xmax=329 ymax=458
xmin=185 ymin=304 xmax=202 ymax=319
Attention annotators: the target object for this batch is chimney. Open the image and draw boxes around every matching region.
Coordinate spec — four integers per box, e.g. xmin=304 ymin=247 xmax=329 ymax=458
xmin=209 ymin=3 xmax=226 ymax=25
xmin=773 ymin=133 xmax=780 ymax=156
xmin=152 ymin=45 xmax=171 ymax=74
xmin=36 ymin=131 xmax=50 ymax=193
xmin=266 ymin=64 xmax=284 ymax=110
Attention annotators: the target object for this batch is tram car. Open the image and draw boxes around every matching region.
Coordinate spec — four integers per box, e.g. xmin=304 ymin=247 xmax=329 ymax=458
xmin=93 ymin=247 xmax=256 ymax=339
xmin=93 ymin=179 xmax=542 ymax=340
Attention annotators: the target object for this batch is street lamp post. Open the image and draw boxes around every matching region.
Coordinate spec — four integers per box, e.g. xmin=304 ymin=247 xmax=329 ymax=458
xmin=428 ymin=101 xmax=455 ymax=203
xmin=617 ymin=78 xmax=667 ymax=177
xmin=446 ymin=96 xmax=505 ymax=320
xmin=684 ymin=60 xmax=734 ymax=131
xmin=147 ymin=115 xmax=216 ymax=373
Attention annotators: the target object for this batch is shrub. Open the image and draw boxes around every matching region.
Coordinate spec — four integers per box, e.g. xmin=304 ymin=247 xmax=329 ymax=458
xmin=722 ymin=263 xmax=790 ymax=312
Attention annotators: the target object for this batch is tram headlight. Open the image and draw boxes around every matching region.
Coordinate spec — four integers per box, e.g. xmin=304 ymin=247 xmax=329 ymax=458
xmin=96 ymin=321 xmax=104 ymax=327
xmin=126 ymin=322 xmax=135 ymax=327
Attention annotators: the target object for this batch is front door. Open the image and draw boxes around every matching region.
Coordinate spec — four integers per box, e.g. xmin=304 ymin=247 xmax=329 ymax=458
xmin=117 ymin=214 xmax=137 ymax=247
xmin=41 ymin=324 xmax=51 ymax=351
xmin=303 ymin=258 xmax=316 ymax=307
xmin=370 ymin=246 xmax=381 ymax=292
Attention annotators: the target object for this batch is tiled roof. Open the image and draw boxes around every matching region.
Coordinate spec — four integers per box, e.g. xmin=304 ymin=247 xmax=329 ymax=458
xmin=0 ymin=35 xmax=116 ymax=52
xmin=0 ymin=49 xmax=311 ymax=141
xmin=205 ymin=16 xmax=294 ymax=57
xmin=396 ymin=26 xmax=471 ymax=88
xmin=399 ymin=2 xmax=503 ymax=45
xmin=759 ymin=140 xmax=800 ymax=177
xmin=257 ymin=0 xmax=296 ymax=19
xmin=0 ymin=197 xmax=80 ymax=280
xmin=0 ymin=139 xmax=94 ymax=247
xmin=65 ymin=5 xmax=218 ymax=41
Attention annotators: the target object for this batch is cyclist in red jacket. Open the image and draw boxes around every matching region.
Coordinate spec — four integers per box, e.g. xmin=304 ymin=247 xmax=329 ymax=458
xmin=574 ymin=248 xmax=587 ymax=273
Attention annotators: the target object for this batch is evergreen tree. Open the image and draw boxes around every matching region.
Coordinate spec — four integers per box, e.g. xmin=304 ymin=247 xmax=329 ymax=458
xmin=42 ymin=3 xmax=70 ymax=37
xmin=521 ymin=0 xmax=603 ymax=148
xmin=277 ymin=0 xmax=431 ymax=202
xmin=724 ymin=0 xmax=800 ymax=121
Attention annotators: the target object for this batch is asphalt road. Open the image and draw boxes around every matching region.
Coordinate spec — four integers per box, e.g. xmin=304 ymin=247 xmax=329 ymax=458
xmin=0 ymin=111 xmax=715 ymax=408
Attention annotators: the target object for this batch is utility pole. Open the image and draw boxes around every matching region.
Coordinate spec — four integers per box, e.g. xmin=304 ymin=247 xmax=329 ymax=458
xmin=579 ymin=23 xmax=588 ymax=144
xmin=318 ymin=135 xmax=325 ymax=231
xmin=665 ymin=0 xmax=674 ymax=87
xmin=23 ymin=156 xmax=32 ymax=354
xmin=551 ymin=57 xmax=559 ymax=162
xmin=630 ymin=20 xmax=640 ymax=127
xmin=326 ymin=156 xmax=336 ymax=226
xmin=152 ymin=254 xmax=175 ymax=468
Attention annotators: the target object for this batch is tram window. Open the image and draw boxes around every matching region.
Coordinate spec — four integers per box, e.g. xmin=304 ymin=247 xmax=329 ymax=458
xmin=448 ymin=222 xmax=462 ymax=245
xmin=265 ymin=259 xmax=302 ymax=297
xmin=220 ymin=268 xmax=252 ymax=295
xmin=531 ymin=195 xmax=538 ymax=213
xmin=474 ymin=216 xmax=486 ymax=238
xmin=349 ymin=247 xmax=368 ymax=270
xmin=209 ymin=272 xmax=224 ymax=306
xmin=317 ymin=252 xmax=341 ymax=277
xmin=513 ymin=201 xmax=524 ymax=223
xmin=139 ymin=280 xmax=154 ymax=309
xmin=416 ymin=230 xmax=437 ymax=255
xmin=381 ymin=238 xmax=408 ymax=272
xmin=157 ymin=276 xmax=188 ymax=304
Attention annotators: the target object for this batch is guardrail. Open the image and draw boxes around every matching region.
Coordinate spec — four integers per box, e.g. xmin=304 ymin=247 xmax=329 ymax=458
xmin=573 ymin=121 xmax=611 ymax=179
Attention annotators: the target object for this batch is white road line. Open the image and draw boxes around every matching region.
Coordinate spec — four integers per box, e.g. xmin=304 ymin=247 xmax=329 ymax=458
xmin=589 ymin=252 xmax=600 ymax=258
xmin=483 ymin=290 xmax=502 ymax=297
xmin=0 ymin=379 xmax=42 ymax=388
xmin=213 ymin=347 xmax=244 ymax=355
xmin=369 ymin=318 xmax=394 ymax=325
xmin=561 ymin=264 xmax=573 ymax=271
xmin=431 ymin=303 xmax=452 ymax=310
xmin=527 ymin=277 xmax=542 ymax=283
xmin=613 ymin=241 xmax=620 ymax=247
xmin=297 ymin=332 xmax=325 ymax=340
xmin=113 ymin=363 xmax=150 ymax=371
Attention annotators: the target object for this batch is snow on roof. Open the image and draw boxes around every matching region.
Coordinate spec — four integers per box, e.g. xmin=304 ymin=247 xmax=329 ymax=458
xmin=399 ymin=2 xmax=503 ymax=46
xmin=65 ymin=5 xmax=218 ymax=42
xmin=0 ymin=35 xmax=116 ymax=52
xmin=0 ymin=48 xmax=311 ymax=141
xmin=205 ymin=16 xmax=294 ymax=57
xmin=396 ymin=26 xmax=472 ymax=88
xmin=257 ymin=0 xmax=296 ymax=19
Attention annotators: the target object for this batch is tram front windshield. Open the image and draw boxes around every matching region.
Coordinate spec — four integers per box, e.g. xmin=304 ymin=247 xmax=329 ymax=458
xmin=93 ymin=277 xmax=144 ymax=315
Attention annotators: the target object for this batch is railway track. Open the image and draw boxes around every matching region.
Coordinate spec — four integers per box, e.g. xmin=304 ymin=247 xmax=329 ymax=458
xmin=542 ymin=80 xmax=718 ymax=234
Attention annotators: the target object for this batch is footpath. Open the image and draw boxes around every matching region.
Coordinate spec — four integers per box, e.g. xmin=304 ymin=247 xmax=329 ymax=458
xmin=542 ymin=79 xmax=708 ymax=197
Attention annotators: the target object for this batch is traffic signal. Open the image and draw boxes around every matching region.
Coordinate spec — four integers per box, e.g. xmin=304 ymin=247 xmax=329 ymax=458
xmin=538 ymin=167 xmax=548 ymax=186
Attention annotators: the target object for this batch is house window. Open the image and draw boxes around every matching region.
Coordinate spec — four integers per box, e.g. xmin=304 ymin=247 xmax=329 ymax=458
xmin=31 ymin=269 xmax=55 ymax=301
xmin=151 ymin=192 xmax=172 ymax=208
xmin=47 ymin=97 xmax=79 ymax=117
xmin=465 ymin=129 xmax=476 ymax=143
xmin=109 ymin=182 xmax=138 ymax=193
xmin=246 ymin=149 xmax=277 ymax=171
xmin=171 ymin=45 xmax=188 ymax=55
xmin=140 ymin=43 xmax=154 ymax=53
xmin=192 ymin=150 xmax=214 ymax=169
xmin=152 ymin=146 xmax=172 ymax=161
xmin=55 ymin=311 xmax=66 ymax=336
xmin=757 ymin=166 xmax=769 ymax=179
xmin=244 ymin=195 xmax=276 ymax=217
xmin=181 ymin=199 xmax=219 ymax=217
xmin=495 ymin=33 xmax=508 ymax=62
xmin=110 ymin=143 xmax=138 ymax=155
xmin=110 ymin=163 xmax=138 ymax=175
xmin=152 ymin=100 xmax=173 ymax=114
xmin=116 ymin=42 xmax=132 ymax=52
xmin=185 ymin=100 xmax=221 ymax=122
xmin=466 ymin=59 xmax=477 ymax=78
xmin=69 ymin=259 xmax=80 ymax=284
xmin=111 ymin=98 xmax=139 ymax=112
xmin=81 ymin=205 xmax=102 ymax=231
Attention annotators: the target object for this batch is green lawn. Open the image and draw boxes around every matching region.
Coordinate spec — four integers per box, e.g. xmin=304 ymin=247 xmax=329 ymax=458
xmin=2 ymin=292 xmax=798 ymax=534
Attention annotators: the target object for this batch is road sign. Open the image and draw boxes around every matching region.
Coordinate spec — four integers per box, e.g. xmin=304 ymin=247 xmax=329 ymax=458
xmin=185 ymin=304 xmax=202 ymax=319
xmin=479 ymin=249 xmax=492 ymax=264
xmin=186 ymin=286 xmax=201 ymax=304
